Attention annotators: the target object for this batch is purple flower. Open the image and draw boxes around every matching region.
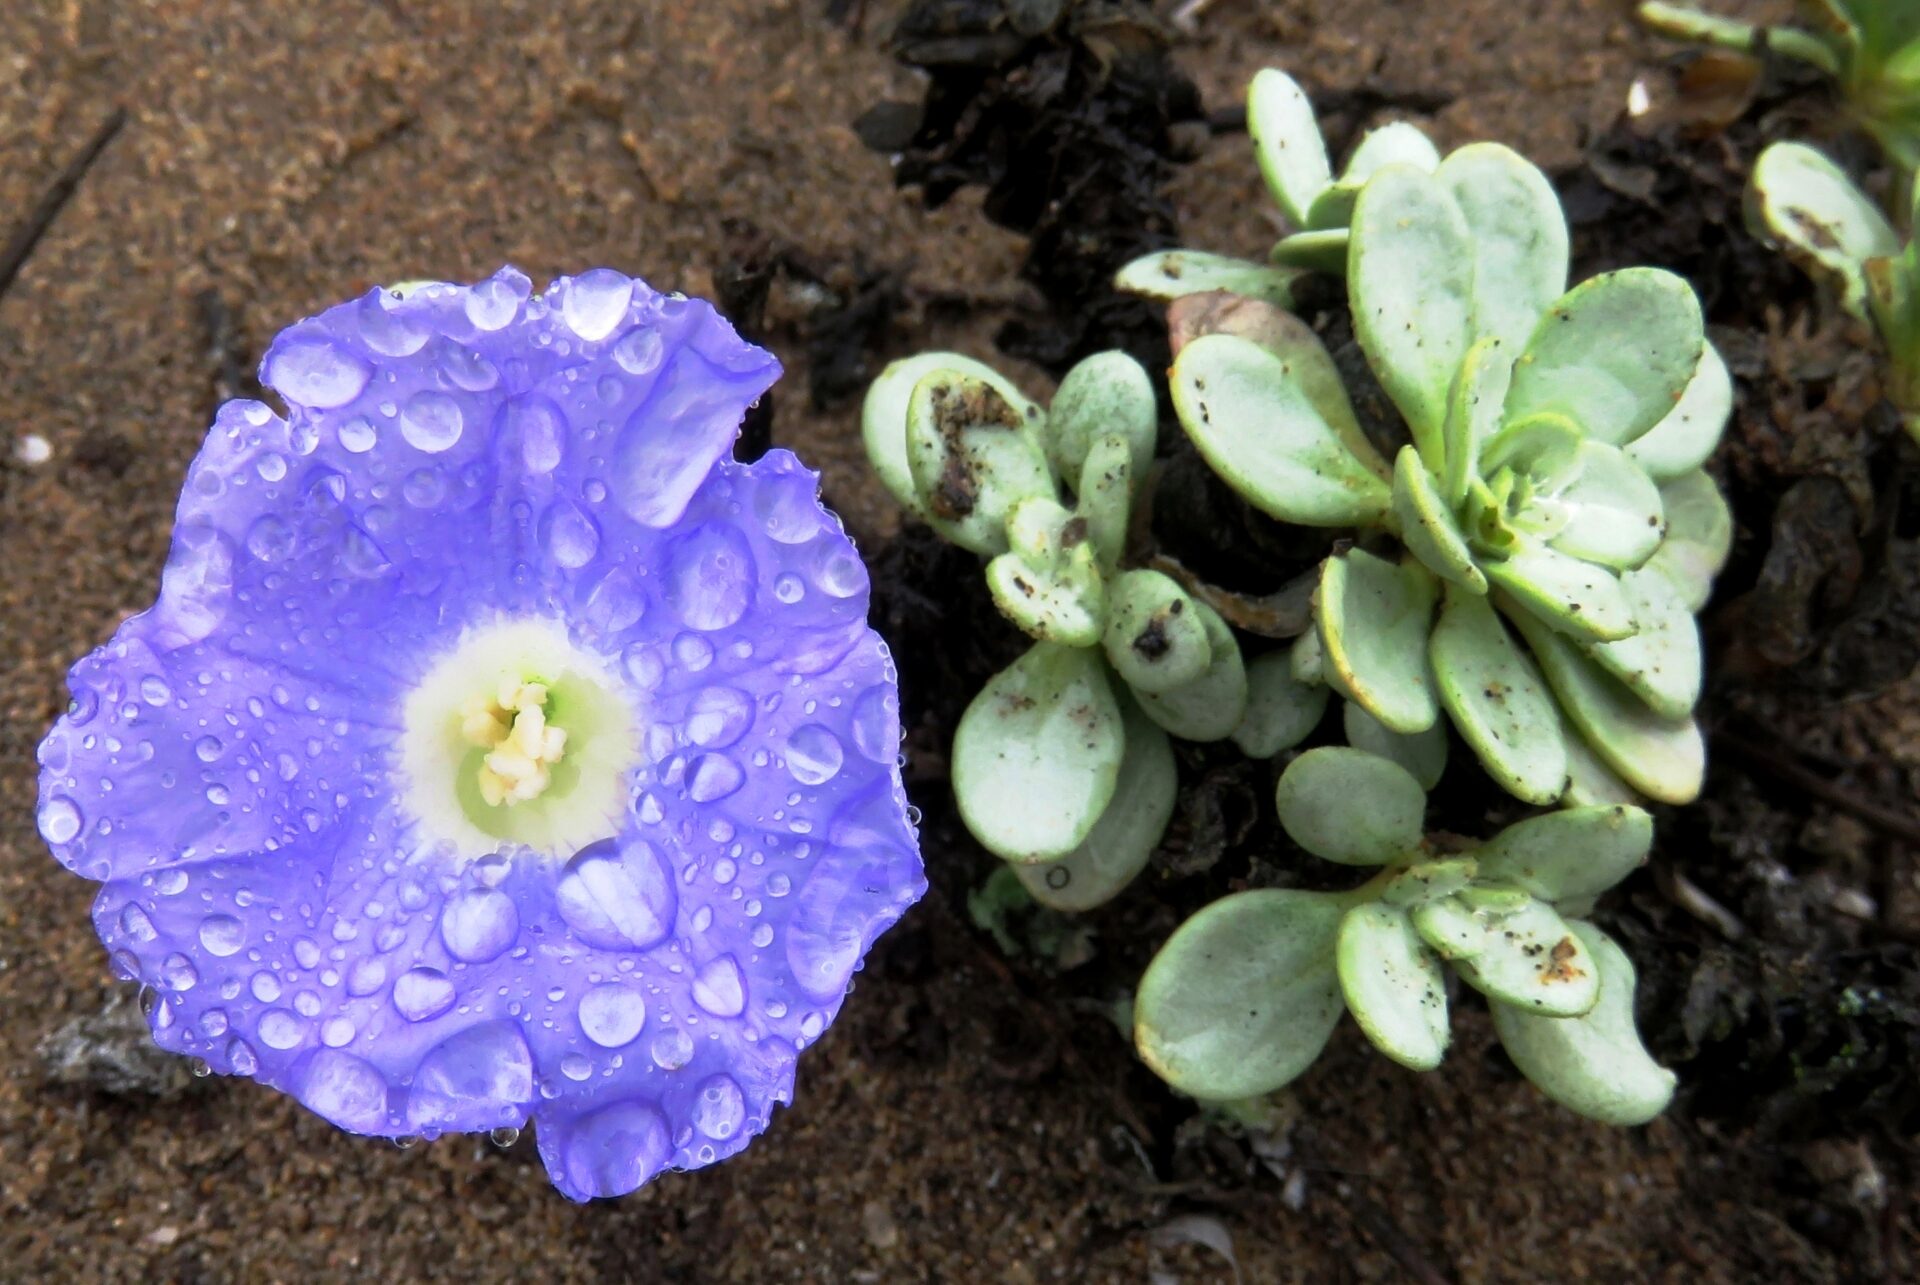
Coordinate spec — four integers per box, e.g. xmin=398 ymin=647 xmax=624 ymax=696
xmin=34 ymin=268 xmax=924 ymax=1200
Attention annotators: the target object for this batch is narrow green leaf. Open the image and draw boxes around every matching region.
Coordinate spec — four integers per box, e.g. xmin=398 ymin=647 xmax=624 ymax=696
xmin=1103 ymin=570 xmax=1213 ymax=695
xmin=906 ymin=372 xmax=1057 ymax=555
xmin=1436 ymin=142 xmax=1570 ymax=350
xmin=1077 ymin=431 xmax=1134 ymax=575
xmin=1429 ymin=588 xmax=1569 ymax=805
xmin=1248 ymin=69 xmax=1333 ymax=226
xmin=1134 ymin=599 xmax=1249 ymax=741
xmin=1342 ymin=699 xmax=1447 ymax=791
xmin=1233 ymin=650 xmax=1331 ymax=758
xmin=1454 ymin=896 xmax=1601 ymax=1017
xmin=1318 ymin=549 xmax=1440 ymax=734
xmin=1490 ymin=922 xmax=1676 ymax=1125
xmin=953 ymin=644 xmax=1125 ymax=862
xmin=1443 ymin=335 xmax=1516 ymax=506
xmin=1016 ymin=699 xmax=1176 ymax=912
xmin=1134 ymin=888 xmax=1347 ymax=1100
xmin=1113 ymin=249 xmax=1301 ymax=305
xmin=863 ymin=353 xmax=1042 ymax=518
xmin=1350 ymin=167 xmax=1476 ymax=463
xmin=1626 ymin=340 xmax=1733 ymax=482
xmin=1505 ymin=604 xmax=1705 ymax=803
xmin=1392 ymin=445 xmax=1487 ymax=593
xmin=1474 ymin=805 xmax=1652 ymax=903
xmin=1503 ymin=268 xmax=1706 ymax=448
xmin=1170 ymin=333 xmax=1392 ymax=527
xmin=1275 ymin=746 xmax=1428 ymax=866
xmin=1337 ymin=903 xmax=1450 ymax=1071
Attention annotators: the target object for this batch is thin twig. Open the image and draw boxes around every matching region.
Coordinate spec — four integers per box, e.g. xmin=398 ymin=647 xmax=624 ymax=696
xmin=1713 ymin=733 xmax=1920 ymax=849
xmin=0 ymin=106 xmax=127 ymax=301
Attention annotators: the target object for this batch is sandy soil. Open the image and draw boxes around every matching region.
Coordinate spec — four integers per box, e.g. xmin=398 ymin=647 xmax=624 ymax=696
xmin=2 ymin=1 xmax=1907 ymax=1281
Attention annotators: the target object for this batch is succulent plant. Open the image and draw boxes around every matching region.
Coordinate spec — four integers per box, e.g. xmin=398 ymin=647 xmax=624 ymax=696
xmin=1746 ymin=139 xmax=1920 ymax=444
xmin=1132 ymin=747 xmax=1675 ymax=1127
xmin=1640 ymin=1 xmax=1920 ymax=171
xmin=1120 ymin=73 xmax=1734 ymax=807
xmin=863 ymin=349 xmax=1266 ymax=911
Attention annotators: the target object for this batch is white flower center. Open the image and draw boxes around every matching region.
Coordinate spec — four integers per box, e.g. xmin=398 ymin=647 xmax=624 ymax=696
xmin=399 ymin=619 xmax=638 ymax=861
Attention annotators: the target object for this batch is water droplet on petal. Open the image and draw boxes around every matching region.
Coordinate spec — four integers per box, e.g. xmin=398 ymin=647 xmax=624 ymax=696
xmin=346 ymin=958 xmax=388 ymax=997
xmin=38 ymin=796 xmax=81 ymax=845
xmin=685 ymin=686 xmax=753 ymax=748
xmin=265 ymin=340 xmax=371 ymax=408
xmin=465 ymin=272 xmax=527 ymax=331
xmin=439 ymin=889 xmax=518 ymax=963
xmin=851 ymin=685 xmax=897 ymax=763
xmin=400 ymin=390 xmax=464 ymax=452
xmin=298 ymin=1049 xmax=388 ymax=1131
xmin=246 ymin=514 xmax=296 ymax=562
xmin=393 ymin=967 xmax=456 ymax=1022
xmin=338 ymin=416 xmax=378 ymax=452
xmin=579 ymin=985 xmax=648 ymax=1048
xmin=197 ymin=914 xmax=245 ymax=956
xmin=228 ymin=1038 xmax=259 ymax=1075
xmin=561 ymin=1052 xmax=593 ymax=1082
xmin=541 ymin=499 xmax=601 ymax=569
xmin=159 ymin=953 xmax=199 ymax=991
xmin=613 ymin=328 xmax=663 ymax=375
xmin=785 ymin=724 xmax=844 ymax=785
xmin=562 ymin=1100 xmax=671 ymax=1198
xmin=687 ymin=753 xmax=744 ymax=803
xmin=555 ymin=837 xmax=677 ymax=951
xmin=408 ymin=1021 xmax=534 ymax=1130
xmin=692 ymin=1074 xmax=746 ymax=1139
xmin=649 ymin=1027 xmax=694 ymax=1070
xmin=357 ymin=293 xmax=430 ymax=356
xmin=562 ymin=269 xmax=634 ymax=342
xmin=666 ymin=524 xmax=756 ymax=631
xmin=692 ymin=955 xmax=746 ymax=1017
xmin=118 ymin=903 xmax=157 ymax=942
xmin=258 ymin=1009 xmax=305 ymax=1050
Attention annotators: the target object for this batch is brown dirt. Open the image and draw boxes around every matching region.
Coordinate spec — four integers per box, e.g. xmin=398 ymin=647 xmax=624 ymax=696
xmin=2 ymin=1 xmax=1913 ymax=1282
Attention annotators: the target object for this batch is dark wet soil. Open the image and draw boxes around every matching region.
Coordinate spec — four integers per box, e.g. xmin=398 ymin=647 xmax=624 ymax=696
xmin=2 ymin=1 xmax=1916 ymax=1281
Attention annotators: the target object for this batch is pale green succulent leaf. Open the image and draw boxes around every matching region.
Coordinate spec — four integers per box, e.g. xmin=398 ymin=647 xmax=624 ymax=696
xmin=1506 ymin=605 xmax=1705 ymax=804
xmin=1248 ymin=69 xmax=1333 ymax=227
xmin=1077 ymin=432 xmax=1134 ymax=575
xmin=1411 ymin=895 xmax=1481 ymax=960
xmin=1454 ymin=896 xmax=1601 ymax=1017
xmin=1562 ymin=720 xmax=1644 ymax=807
xmin=1342 ymin=699 xmax=1447 ymax=790
xmin=1113 ymin=249 xmax=1301 ymax=305
xmin=1503 ymin=267 xmax=1706 ymax=449
xmin=1747 ymin=141 xmax=1899 ymax=321
xmin=1626 ymin=341 xmax=1733 ymax=482
xmin=1134 ymin=888 xmax=1347 ymax=1100
xmin=1436 ymin=142 xmax=1570 ymax=351
xmin=1474 ymin=805 xmax=1653 ymax=904
xmin=1133 ymin=598 xmax=1249 ymax=741
xmin=1103 ymin=570 xmax=1213 ymax=695
xmin=1233 ymin=650 xmax=1331 ymax=758
xmin=1015 ymin=699 xmax=1176 ymax=912
xmin=1443 ymin=335 xmax=1517 ymax=506
xmin=985 ymin=547 xmax=1106 ymax=647
xmin=1483 ymin=536 xmax=1637 ymax=643
xmin=1381 ymin=857 xmax=1479 ymax=909
xmin=1275 ymin=745 xmax=1428 ymax=866
xmin=1393 ymin=445 xmax=1487 ymax=593
xmin=953 ymin=644 xmax=1125 ymax=863
xmin=1270 ymin=228 xmax=1352 ymax=273
xmin=1584 ymin=566 xmax=1702 ymax=719
xmin=1291 ymin=623 xmax=1325 ymax=685
xmin=1490 ymin=922 xmax=1676 ymax=1125
xmin=864 ymin=353 xmax=1043 ymax=518
xmin=1644 ymin=468 xmax=1733 ymax=612
xmin=1170 ymin=333 xmax=1392 ymax=526
xmin=1429 ymin=588 xmax=1569 ymax=805
xmin=906 ymin=372 xmax=1057 ymax=555
xmin=1047 ymin=350 xmax=1158 ymax=482
xmin=1337 ymin=903 xmax=1450 ymax=1071
xmin=1318 ymin=549 xmax=1440 ymax=734
xmin=1350 ymin=166 xmax=1476 ymax=463
xmin=1545 ymin=441 xmax=1667 ymax=570
xmin=1306 ymin=122 xmax=1443 ymax=232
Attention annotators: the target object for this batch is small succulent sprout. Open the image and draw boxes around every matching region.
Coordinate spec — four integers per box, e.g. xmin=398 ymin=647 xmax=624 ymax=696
xmin=1044 ymin=350 xmax=1158 ymax=482
xmin=1161 ymin=114 xmax=1729 ymax=806
xmin=952 ymin=643 xmax=1125 ymax=863
xmin=987 ymin=497 xmax=1107 ymax=646
xmin=1103 ymin=569 xmax=1212 ymax=693
xmin=1133 ymin=887 xmax=1348 ymax=1100
xmin=1641 ymin=1 xmax=1920 ymax=171
xmin=1232 ymin=648 xmax=1330 ymax=758
xmin=906 ymin=370 xmax=1056 ymax=555
xmin=1131 ymin=597 xmax=1250 ymax=741
xmin=1136 ymin=748 xmax=1670 ymax=1120
xmin=1113 ymin=248 xmax=1301 ymax=305
xmin=1490 ymin=921 xmax=1676 ymax=1125
xmin=1014 ymin=696 xmax=1177 ymax=912
xmin=863 ymin=351 xmax=1044 ymax=518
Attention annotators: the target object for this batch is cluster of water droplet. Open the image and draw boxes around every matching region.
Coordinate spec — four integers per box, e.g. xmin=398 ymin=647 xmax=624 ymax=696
xmin=35 ymin=268 xmax=927 ymax=1200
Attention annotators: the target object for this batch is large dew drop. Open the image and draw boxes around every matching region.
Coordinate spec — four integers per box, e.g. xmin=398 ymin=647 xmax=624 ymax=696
xmin=785 ymin=724 xmax=844 ymax=786
xmin=298 ymin=1049 xmax=389 ymax=1132
xmin=691 ymin=955 xmax=746 ymax=1018
xmin=691 ymin=1073 xmax=747 ymax=1139
xmin=578 ymin=985 xmax=648 ymax=1048
xmin=439 ymin=889 xmax=519 ymax=963
xmin=562 ymin=1100 xmax=671 ymax=1199
xmin=562 ymin=269 xmax=635 ymax=343
xmin=393 ymin=967 xmax=456 ymax=1022
xmin=666 ymin=524 xmax=756 ymax=631
xmin=400 ymin=390 xmax=465 ymax=453
xmin=408 ymin=1020 xmax=534 ymax=1131
xmin=264 ymin=339 xmax=371 ymax=408
xmin=555 ymin=837 xmax=677 ymax=951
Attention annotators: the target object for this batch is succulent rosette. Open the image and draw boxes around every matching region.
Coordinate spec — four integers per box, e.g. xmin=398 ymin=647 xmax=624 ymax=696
xmin=34 ymin=268 xmax=925 ymax=1201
